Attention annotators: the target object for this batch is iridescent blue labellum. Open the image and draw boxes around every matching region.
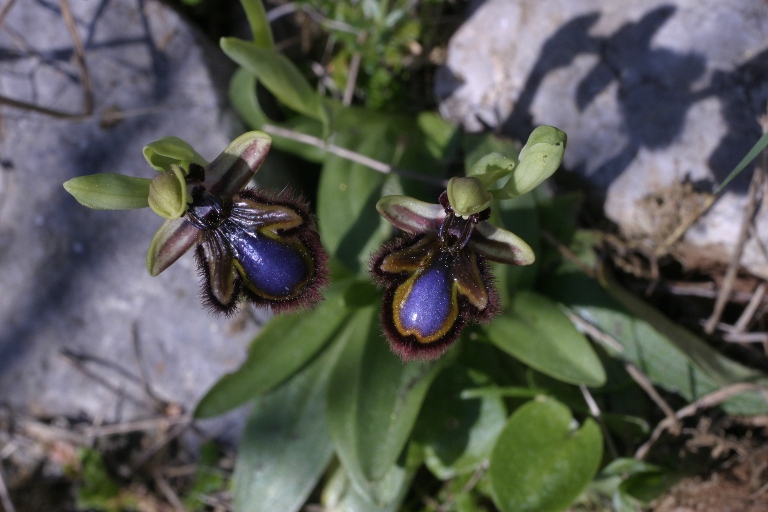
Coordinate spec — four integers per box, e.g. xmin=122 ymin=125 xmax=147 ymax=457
xmin=371 ymin=193 xmax=500 ymax=360
xmin=186 ymin=184 xmax=328 ymax=315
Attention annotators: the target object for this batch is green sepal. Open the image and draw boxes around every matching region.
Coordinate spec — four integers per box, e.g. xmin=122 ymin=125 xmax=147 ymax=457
xmin=495 ymin=126 xmax=567 ymax=199
xmin=148 ymin=164 xmax=188 ymax=219
xmin=63 ymin=173 xmax=151 ymax=210
xmin=467 ymin=152 xmax=517 ymax=187
xmin=446 ymin=176 xmax=493 ymax=218
xmin=142 ymin=136 xmax=208 ymax=173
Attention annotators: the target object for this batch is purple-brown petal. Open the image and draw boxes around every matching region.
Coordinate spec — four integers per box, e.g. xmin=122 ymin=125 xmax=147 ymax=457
xmin=376 ymin=195 xmax=444 ymax=234
xmin=147 ymin=217 xmax=199 ymax=276
xmin=204 ymin=131 xmax=272 ymax=198
xmin=469 ymin=222 xmax=535 ymax=266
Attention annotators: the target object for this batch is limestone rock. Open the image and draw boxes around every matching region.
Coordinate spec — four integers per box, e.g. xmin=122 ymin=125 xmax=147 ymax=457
xmin=0 ymin=0 xmax=256 ymax=435
xmin=437 ymin=0 xmax=768 ymax=277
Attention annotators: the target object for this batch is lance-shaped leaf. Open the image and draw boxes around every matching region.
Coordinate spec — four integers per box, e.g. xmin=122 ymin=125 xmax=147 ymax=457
xmin=327 ymin=304 xmax=443 ymax=495
xmin=239 ymin=0 xmax=274 ymax=50
xmin=322 ymin=444 xmax=423 ymax=511
xmin=194 ymin=278 xmax=356 ymax=418
xmin=63 ymin=173 xmax=151 ymax=210
xmin=221 ymin=37 xmax=328 ymax=128
xmin=142 ymin=136 xmax=208 ymax=173
xmin=231 ymin=342 xmax=339 ymax=512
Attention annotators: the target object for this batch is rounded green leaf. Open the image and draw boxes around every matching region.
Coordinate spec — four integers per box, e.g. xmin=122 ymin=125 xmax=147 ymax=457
xmin=63 ymin=173 xmax=151 ymax=210
xmin=490 ymin=397 xmax=603 ymax=512
xmin=484 ymin=291 xmax=606 ymax=386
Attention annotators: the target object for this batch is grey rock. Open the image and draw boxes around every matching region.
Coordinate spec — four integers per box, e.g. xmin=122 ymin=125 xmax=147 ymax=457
xmin=438 ymin=0 xmax=768 ymax=277
xmin=0 ymin=0 xmax=258 ymax=437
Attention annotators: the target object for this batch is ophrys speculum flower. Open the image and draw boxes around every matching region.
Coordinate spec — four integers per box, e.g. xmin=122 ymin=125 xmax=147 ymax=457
xmin=64 ymin=131 xmax=329 ymax=315
xmin=371 ymin=186 xmax=535 ymax=360
xmin=370 ymin=126 xmax=566 ymax=360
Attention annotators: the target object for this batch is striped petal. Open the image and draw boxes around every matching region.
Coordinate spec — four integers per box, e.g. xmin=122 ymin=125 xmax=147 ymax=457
xmin=470 ymin=222 xmax=535 ymax=266
xmin=376 ymin=195 xmax=444 ymax=234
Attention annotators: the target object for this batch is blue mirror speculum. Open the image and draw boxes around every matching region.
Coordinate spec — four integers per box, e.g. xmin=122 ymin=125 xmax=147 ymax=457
xmin=372 ymin=191 xmax=534 ymax=361
xmin=184 ymin=164 xmax=328 ymax=315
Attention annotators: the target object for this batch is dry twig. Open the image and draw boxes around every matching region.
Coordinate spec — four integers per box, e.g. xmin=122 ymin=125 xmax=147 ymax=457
xmin=262 ymin=123 xmax=446 ymax=186
xmin=0 ymin=0 xmax=93 ymax=119
xmin=566 ymin=311 xmax=679 ymax=432
xmin=635 ymin=382 xmax=768 ymax=460
xmin=704 ymin=166 xmax=764 ymax=334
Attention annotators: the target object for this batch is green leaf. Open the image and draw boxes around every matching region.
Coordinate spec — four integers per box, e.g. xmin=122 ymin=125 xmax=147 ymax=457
xmin=415 ymin=366 xmax=507 ymax=479
xmin=228 ymin=68 xmax=270 ymax=129
xmin=489 ymin=397 xmax=603 ymax=512
xmin=221 ymin=38 xmax=328 ymax=127
xmin=492 ymin=192 xmax=540 ymax=295
xmin=327 ymin=304 xmax=443 ymax=496
xmin=63 ymin=173 xmax=151 ymax=210
xmin=232 ymin=342 xmax=339 ymax=512
xmin=317 ymin=130 xmax=391 ymax=273
xmin=715 ymin=131 xmax=768 ymax=194
xmin=194 ymin=278 xmax=355 ymax=418
xmin=484 ymin=291 xmax=606 ymax=386
xmin=228 ymin=69 xmax=328 ymax=161
xmin=600 ymin=458 xmax=676 ymax=505
xmin=322 ymin=445 xmax=423 ymax=511
xmin=239 ymin=0 xmax=274 ymax=49
xmin=542 ymin=266 xmax=768 ymax=414
xmin=459 ymin=386 xmax=546 ymax=399
xmin=183 ymin=442 xmax=226 ymax=511
xmin=142 ymin=136 xmax=208 ymax=172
